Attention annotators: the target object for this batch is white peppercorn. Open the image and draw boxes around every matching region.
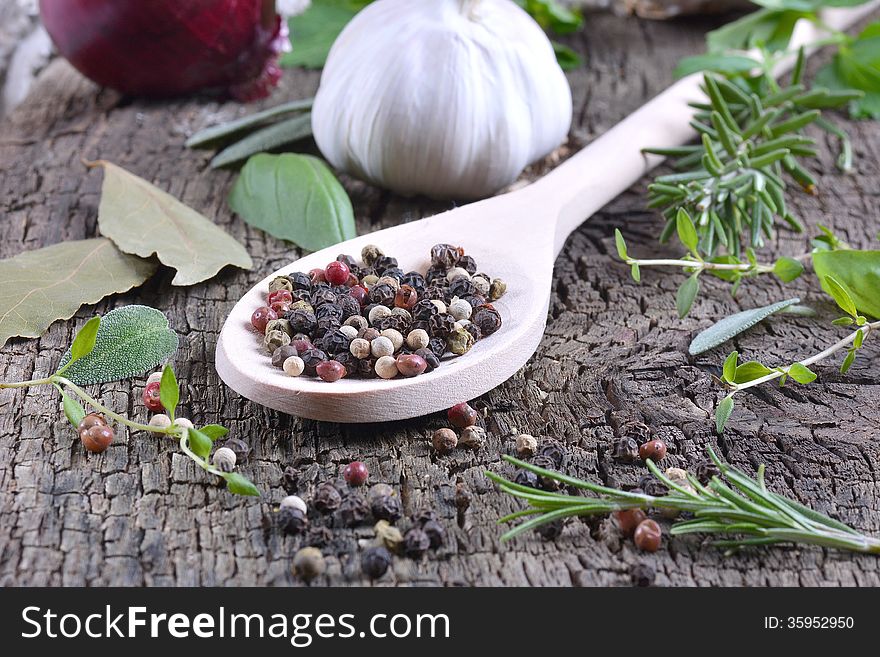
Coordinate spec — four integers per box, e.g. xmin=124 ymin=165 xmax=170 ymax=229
xmin=362 ymin=274 xmax=380 ymax=287
xmin=344 ymin=315 xmax=369 ymax=331
xmin=391 ymin=307 xmax=412 ymax=322
xmin=515 ymin=434 xmax=538 ymax=457
xmin=375 ymin=355 xmax=398 ymax=379
xmin=448 ymin=298 xmax=472 ymax=321
xmin=446 ymin=267 xmax=470 ymax=282
xmin=460 ymin=425 xmax=486 ymax=450
xmin=173 ymin=417 xmax=194 ymax=430
xmin=377 ymin=275 xmax=400 ymax=290
xmin=212 ymin=446 xmax=237 ymax=472
xmin=430 ymin=299 xmax=447 ymax=314
xmin=380 ymin=328 xmax=404 ymax=352
xmin=350 ymin=337 xmax=371 ymax=359
xmin=406 ymin=328 xmax=430 ymax=350
xmin=281 ymin=495 xmax=308 ymax=514
xmin=371 ymin=336 xmax=395 ymax=358
xmin=148 ymin=413 xmax=172 ymax=435
xmin=368 ymin=305 xmax=392 ymax=325
xmin=339 ymin=325 xmax=359 ymax=340
xmin=292 ymin=547 xmax=326 ymax=582
xmin=361 ymin=244 xmax=384 ymax=265
xmin=471 ymin=275 xmax=490 ymax=296
xmin=283 ymin=356 xmax=305 ymax=377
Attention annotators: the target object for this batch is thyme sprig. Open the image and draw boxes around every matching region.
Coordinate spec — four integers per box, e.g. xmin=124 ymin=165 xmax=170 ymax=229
xmin=488 ymin=447 xmax=880 ymax=554
xmin=645 ymin=56 xmax=859 ymax=258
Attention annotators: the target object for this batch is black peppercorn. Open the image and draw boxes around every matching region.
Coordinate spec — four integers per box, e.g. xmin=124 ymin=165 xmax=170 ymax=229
xmin=428 ymin=337 xmax=447 ymax=358
xmin=462 ymin=295 xmax=486 ymax=309
xmin=630 ymin=563 xmax=655 ymax=587
xmin=695 ymin=460 xmax=721 ymax=485
xmin=357 ymin=357 xmax=379 ymax=378
xmin=277 ymin=507 xmax=309 ymax=535
xmin=369 ymin=283 xmax=396 ymax=307
xmin=457 ymin=254 xmax=477 ymax=275
xmin=531 ymin=455 xmax=561 ymax=491
xmin=361 ymin=546 xmax=393 ymax=580
xmin=401 ymin=271 xmax=426 ymax=294
xmin=313 ymin=482 xmax=342 ymax=514
xmin=311 ymin=287 xmax=338 ymax=307
xmin=371 ymin=492 xmax=402 ymax=523
xmin=220 ymin=437 xmax=251 ymax=465
xmin=448 ymin=277 xmax=476 ymax=298
xmin=637 ymin=475 xmax=669 ymax=498
xmin=271 ymin=344 xmax=298 ymax=368
xmin=282 ymin=465 xmax=299 ymax=492
xmin=315 ymin=302 xmax=343 ymax=320
xmin=374 ymin=255 xmax=399 ymax=272
xmin=536 ymin=519 xmax=565 ymax=541
xmin=299 ymin=347 xmax=328 ymax=376
xmin=339 ymin=295 xmax=361 ymax=320
xmin=317 ymin=328 xmax=351 ymax=355
xmin=314 ymin=315 xmax=341 ymax=338
xmin=611 ymin=437 xmax=640 ymax=463
xmin=287 ymin=308 xmax=317 ymax=334
xmin=422 ymin=520 xmax=446 ymax=549
xmin=463 ymin=323 xmax=482 ymax=342
xmin=303 ymin=526 xmax=333 ymax=548
xmin=412 ymin=299 xmax=439 ymax=321
xmin=403 ymin=528 xmax=431 ymax=558
xmin=536 ymin=439 xmax=566 ymax=468
xmin=621 ymin=420 xmax=652 ymax=444
xmin=337 ymin=494 xmax=371 ymax=527
xmin=428 ymin=313 xmax=455 ymax=339
xmin=422 ymin=284 xmax=446 ymax=300
xmin=287 ymin=271 xmax=312 ymax=290
xmin=414 ymin=347 xmax=440 ymax=372
xmin=334 ymin=351 xmax=359 ymax=377
xmin=424 ymin=265 xmax=448 ymax=284
xmin=471 ymin=304 xmax=502 ymax=336
xmin=513 ymin=469 xmax=540 ymax=489
xmin=430 ymin=243 xmax=461 ymax=268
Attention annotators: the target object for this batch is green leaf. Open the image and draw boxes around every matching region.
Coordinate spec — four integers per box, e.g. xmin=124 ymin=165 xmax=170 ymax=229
xmin=689 ymin=298 xmax=801 ymax=355
xmin=840 ymin=349 xmax=856 ymax=374
xmin=854 ymin=329 xmax=865 ymax=348
xmin=707 ymin=9 xmax=809 ymax=54
xmin=60 ymin=388 xmax=86 ymax=431
xmin=676 ymin=209 xmax=700 ymax=256
xmin=223 ymin=472 xmax=260 ymax=497
xmin=614 ymin=228 xmax=628 ymax=260
xmin=280 ymin=0 xmax=366 ymax=69
xmin=186 ymin=98 xmax=314 ymax=149
xmin=772 ymin=256 xmax=804 ymax=283
xmin=631 ymin=263 xmax=641 ymax=283
xmin=0 ymin=238 xmax=156 ymax=348
xmin=822 ymin=275 xmax=858 ymax=318
xmin=733 ymin=361 xmax=774 ymax=384
xmin=788 ymin=362 xmax=817 ymax=384
xmin=521 ymin=0 xmax=583 ymax=34
xmin=551 ymin=41 xmax=582 ymax=71
xmin=210 ymin=114 xmax=313 ymax=169
xmin=187 ymin=428 xmax=213 ymax=461
xmin=674 ymin=54 xmax=761 ymax=79
xmin=812 ymin=250 xmax=880 ymax=318
xmin=58 ymin=316 xmax=101 ymax=375
xmin=159 ymin=365 xmax=179 ymax=422
xmin=56 ymin=306 xmax=179 ymax=385
xmin=676 ymin=274 xmax=700 ymax=319
xmin=229 ymin=153 xmax=356 ymax=251
xmin=715 ymin=396 xmax=735 ymax=433
xmin=814 ymin=23 xmax=880 ymax=119
xmin=199 ymin=425 xmax=229 ymax=441
xmin=722 ymin=351 xmax=739 ymax=383
xmin=89 ymin=160 xmax=252 ymax=286
xmin=832 ymin=316 xmax=855 ymax=326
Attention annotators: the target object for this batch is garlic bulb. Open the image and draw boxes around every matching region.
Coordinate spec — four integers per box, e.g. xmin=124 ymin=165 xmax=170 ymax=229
xmin=311 ymin=0 xmax=573 ymax=200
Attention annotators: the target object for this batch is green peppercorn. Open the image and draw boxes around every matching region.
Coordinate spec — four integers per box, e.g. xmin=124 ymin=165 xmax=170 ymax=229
xmin=269 ymin=276 xmax=293 ymax=293
xmin=446 ymin=326 xmax=474 ymax=355
xmin=489 ymin=278 xmax=507 ymax=300
xmin=374 ymin=520 xmax=404 ymax=553
xmin=265 ymin=317 xmax=292 ymax=337
xmin=290 ymin=299 xmax=314 ymax=314
xmin=264 ymin=329 xmax=291 ymax=354
xmin=361 ymin=244 xmax=384 ymax=266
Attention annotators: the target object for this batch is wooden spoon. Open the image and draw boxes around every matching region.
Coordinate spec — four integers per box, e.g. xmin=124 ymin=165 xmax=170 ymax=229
xmin=215 ymin=5 xmax=877 ymax=423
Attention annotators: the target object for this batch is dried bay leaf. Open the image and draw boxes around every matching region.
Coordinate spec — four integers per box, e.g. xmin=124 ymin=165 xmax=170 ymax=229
xmin=57 ymin=305 xmax=178 ymax=385
xmin=228 ymin=153 xmax=356 ymax=251
xmin=88 ymin=160 xmax=252 ymax=286
xmin=0 ymin=238 xmax=156 ymax=347
xmin=689 ymin=297 xmax=801 ymax=355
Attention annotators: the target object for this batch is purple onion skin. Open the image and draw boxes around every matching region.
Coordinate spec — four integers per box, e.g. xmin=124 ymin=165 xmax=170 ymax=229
xmin=39 ymin=0 xmax=289 ymax=101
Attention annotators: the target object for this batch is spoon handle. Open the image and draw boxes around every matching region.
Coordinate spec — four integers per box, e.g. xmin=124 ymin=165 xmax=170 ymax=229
xmin=527 ymin=2 xmax=880 ymax=258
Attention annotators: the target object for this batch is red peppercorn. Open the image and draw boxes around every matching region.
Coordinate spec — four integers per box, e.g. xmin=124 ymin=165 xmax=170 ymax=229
xmin=251 ymin=306 xmax=277 ymax=332
xmin=614 ymin=508 xmax=647 ymax=538
xmin=394 ymin=284 xmax=418 ymax=311
xmin=325 ymin=260 xmax=350 ymax=286
xmin=142 ymin=381 xmax=164 ymax=413
xmin=316 ymin=360 xmax=346 ymax=382
xmin=447 ymin=402 xmax=478 ymax=428
xmin=634 ymin=518 xmax=662 ymax=552
xmin=343 ymin=461 xmax=369 ymax=487
xmin=396 ymin=354 xmax=427 ymax=377
xmin=292 ymin=337 xmax=313 ymax=354
xmin=309 ymin=268 xmax=327 ymax=284
xmin=77 ymin=413 xmax=107 ymax=435
xmin=81 ymin=424 xmax=114 ymax=453
xmin=349 ymin=285 xmax=368 ymax=307
xmin=268 ymin=289 xmax=293 ymax=306
xmin=639 ymin=439 xmax=667 ymax=462
xmin=270 ymin=300 xmax=291 ymax=315
xmin=345 ymin=273 xmax=359 ymax=288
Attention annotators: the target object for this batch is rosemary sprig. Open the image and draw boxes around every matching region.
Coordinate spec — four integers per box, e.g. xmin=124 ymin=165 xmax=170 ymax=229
xmin=645 ymin=56 xmax=859 ymax=258
xmin=488 ymin=447 xmax=880 ymax=554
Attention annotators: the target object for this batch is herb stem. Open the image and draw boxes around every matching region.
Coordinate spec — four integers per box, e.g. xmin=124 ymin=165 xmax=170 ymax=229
xmin=0 ymin=376 xmax=55 ymax=389
xmin=178 ymin=432 xmax=224 ymax=477
xmin=625 ymin=257 xmax=775 ymax=273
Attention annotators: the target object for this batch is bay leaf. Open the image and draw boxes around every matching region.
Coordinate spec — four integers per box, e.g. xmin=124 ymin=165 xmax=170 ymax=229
xmin=0 ymin=238 xmax=156 ymax=347
xmin=689 ymin=297 xmax=800 ymax=355
xmin=228 ymin=153 xmax=356 ymax=251
xmin=57 ymin=305 xmax=179 ymax=385
xmin=210 ymin=113 xmax=314 ymax=168
xmin=812 ymin=249 xmax=880 ymax=319
xmin=89 ymin=160 xmax=252 ymax=286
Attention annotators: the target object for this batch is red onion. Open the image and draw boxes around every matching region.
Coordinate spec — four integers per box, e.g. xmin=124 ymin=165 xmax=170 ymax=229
xmin=39 ymin=0 xmax=289 ymax=101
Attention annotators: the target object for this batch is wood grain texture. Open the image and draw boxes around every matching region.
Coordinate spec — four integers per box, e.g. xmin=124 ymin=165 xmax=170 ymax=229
xmin=1 ymin=13 xmax=879 ymax=587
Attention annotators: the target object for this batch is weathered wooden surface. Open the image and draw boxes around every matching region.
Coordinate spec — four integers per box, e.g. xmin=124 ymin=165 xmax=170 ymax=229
xmin=1 ymin=13 xmax=879 ymax=587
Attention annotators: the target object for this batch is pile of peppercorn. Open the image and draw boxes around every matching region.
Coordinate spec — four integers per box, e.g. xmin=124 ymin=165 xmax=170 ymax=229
xmin=251 ymin=243 xmax=507 ymax=382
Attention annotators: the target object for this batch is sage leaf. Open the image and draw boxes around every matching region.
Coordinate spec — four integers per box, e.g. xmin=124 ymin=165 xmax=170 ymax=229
xmin=58 ymin=316 xmax=101 ymax=375
xmin=210 ymin=113 xmax=313 ymax=169
xmin=689 ymin=297 xmax=801 ymax=355
xmin=0 ymin=238 xmax=155 ymax=347
xmin=229 ymin=153 xmax=356 ymax=251
xmin=188 ymin=428 xmax=213 ymax=461
xmin=812 ymin=249 xmax=880 ymax=318
xmin=186 ymin=98 xmax=314 ymax=149
xmin=89 ymin=160 xmax=252 ymax=286
xmin=223 ymin=472 xmax=260 ymax=497
xmin=159 ymin=365 xmax=179 ymax=421
xmin=199 ymin=425 xmax=229 ymax=441
xmin=788 ymin=362 xmax=817 ymax=384
xmin=733 ymin=361 xmax=774 ymax=384
xmin=722 ymin=351 xmax=738 ymax=383
xmin=57 ymin=305 xmax=179 ymax=385
xmin=715 ymin=395 xmax=735 ymax=433
xmin=822 ymin=275 xmax=858 ymax=318
xmin=772 ymin=256 xmax=804 ymax=282
xmin=676 ymin=274 xmax=700 ymax=319
xmin=60 ymin=388 xmax=86 ymax=430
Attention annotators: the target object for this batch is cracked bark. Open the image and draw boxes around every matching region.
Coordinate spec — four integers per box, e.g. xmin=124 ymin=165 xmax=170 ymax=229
xmin=1 ymin=13 xmax=879 ymax=587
